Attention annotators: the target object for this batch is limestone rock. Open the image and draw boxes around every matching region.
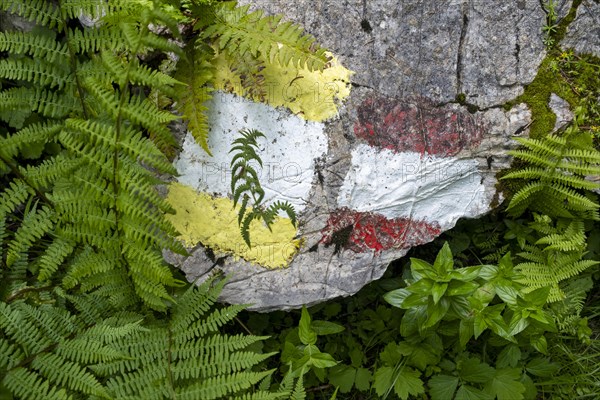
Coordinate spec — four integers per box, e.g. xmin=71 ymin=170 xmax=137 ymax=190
xmin=238 ymin=0 xmax=547 ymax=108
xmin=166 ymin=0 xmax=555 ymax=311
xmin=561 ymin=0 xmax=600 ymax=57
xmin=549 ymin=93 xmax=574 ymax=131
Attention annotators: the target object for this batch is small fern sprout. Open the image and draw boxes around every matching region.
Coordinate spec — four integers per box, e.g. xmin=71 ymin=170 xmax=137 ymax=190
xmin=229 ymin=129 xmax=297 ymax=247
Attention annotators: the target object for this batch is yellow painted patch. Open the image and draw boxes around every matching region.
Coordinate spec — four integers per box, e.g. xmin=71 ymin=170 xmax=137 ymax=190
xmin=166 ymin=182 xmax=301 ymax=269
xmin=213 ymin=51 xmax=353 ymax=122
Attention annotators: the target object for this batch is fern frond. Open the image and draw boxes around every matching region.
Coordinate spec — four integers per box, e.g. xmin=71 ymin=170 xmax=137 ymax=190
xmin=3 ymin=368 xmax=69 ymax=400
xmin=30 ymin=352 xmax=110 ymax=398
xmin=174 ymin=370 xmax=274 ymax=400
xmin=535 ymin=219 xmax=586 ymax=252
xmin=0 ymin=0 xmax=61 ymax=30
xmin=0 ymin=87 xmax=78 ymax=119
xmin=68 ymin=26 xmax=127 ymax=53
xmin=37 ymin=237 xmax=75 ymax=281
xmin=175 ymin=44 xmax=215 ymax=154
xmin=0 ymin=31 xmax=68 ymax=62
xmin=503 ymin=167 xmax=600 ymax=190
xmin=0 ymin=58 xmax=69 ymax=89
xmin=6 ymin=205 xmax=56 ymax=267
xmin=202 ymin=2 xmax=328 ymax=71
xmin=0 ymin=180 xmax=33 ymax=215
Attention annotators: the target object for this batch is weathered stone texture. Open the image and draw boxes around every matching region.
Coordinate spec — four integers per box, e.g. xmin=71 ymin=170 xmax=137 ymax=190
xmin=561 ymin=0 xmax=600 ymax=58
xmin=239 ymin=0 xmax=547 ymax=108
xmin=169 ymin=0 xmax=588 ymax=311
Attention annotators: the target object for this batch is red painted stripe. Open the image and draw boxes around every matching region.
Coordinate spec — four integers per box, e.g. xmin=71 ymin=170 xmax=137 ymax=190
xmin=354 ymin=96 xmax=484 ymax=157
xmin=320 ymin=208 xmax=441 ymax=253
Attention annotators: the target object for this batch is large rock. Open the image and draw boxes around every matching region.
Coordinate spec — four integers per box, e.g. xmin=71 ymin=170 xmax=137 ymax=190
xmin=165 ymin=0 xmax=577 ymax=311
xmin=561 ymin=0 xmax=600 ymax=57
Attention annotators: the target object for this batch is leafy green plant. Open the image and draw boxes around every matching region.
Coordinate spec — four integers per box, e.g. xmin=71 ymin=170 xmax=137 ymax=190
xmin=379 ymin=243 xmax=560 ymax=399
xmin=229 ymin=128 xmax=297 ymax=247
xmin=542 ymin=0 xmax=559 ymax=48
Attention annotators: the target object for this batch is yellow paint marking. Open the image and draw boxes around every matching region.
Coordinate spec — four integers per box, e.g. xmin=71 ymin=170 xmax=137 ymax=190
xmin=166 ymin=182 xmax=301 ymax=269
xmin=213 ymin=51 xmax=353 ymax=122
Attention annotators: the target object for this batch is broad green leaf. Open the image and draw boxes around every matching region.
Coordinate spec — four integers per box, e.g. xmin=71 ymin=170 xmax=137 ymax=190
xmin=459 ymin=318 xmax=474 ymax=347
xmin=400 ymin=307 xmax=426 ymax=337
xmin=525 ymin=358 xmax=560 ymax=377
xmin=433 ymin=242 xmax=454 ymax=276
xmin=384 ymin=288 xmax=410 ymax=308
xmin=380 ymin=342 xmax=405 ymax=366
xmin=431 ymin=282 xmax=448 ymax=304
xmin=398 ymin=341 xmax=439 ymax=370
xmin=393 ymin=367 xmax=424 ymax=400
xmin=497 ymin=252 xmax=514 ymax=273
xmin=311 ymin=320 xmax=344 ymax=336
xmin=355 ymin=368 xmax=371 ymax=391
xmin=401 ymin=292 xmax=428 ymax=308
xmin=429 ymin=375 xmax=459 ymax=400
xmin=328 ymin=365 xmax=355 ymax=393
xmin=407 ymin=278 xmax=435 ymax=295
xmin=455 ymin=384 xmax=493 ymax=400
xmin=522 ymin=286 xmax=550 ymax=307
xmin=496 ymin=344 xmax=521 ymax=368
xmin=410 ymin=258 xmax=435 ymax=278
xmin=424 ymin=298 xmax=450 ymax=329
xmin=309 ymin=352 xmax=338 ymax=369
xmin=483 ymin=368 xmax=525 ymax=400
xmin=459 ymin=357 xmax=495 ymax=383
xmin=520 ymin=373 xmax=537 ymax=400
xmin=494 ymin=284 xmax=519 ymax=305
xmin=299 ymin=307 xmax=316 ymax=345
xmin=531 ymin=334 xmax=548 ymax=354
xmin=373 ymin=366 xmax=394 ymax=397
xmin=473 ymin=314 xmax=488 ymax=339
xmin=447 ymin=280 xmax=479 ymax=297
xmin=478 ymin=265 xmax=498 ymax=281
xmin=508 ymin=313 xmax=529 ymax=336
xmin=450 ymin=265 xmax=482 ymax=281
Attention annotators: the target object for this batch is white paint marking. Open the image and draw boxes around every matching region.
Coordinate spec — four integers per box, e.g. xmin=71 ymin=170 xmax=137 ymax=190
xmin=175 ymin=92 xmax=328 ymax=212
xmin=337 ymin=144 xmax=489 ymax=229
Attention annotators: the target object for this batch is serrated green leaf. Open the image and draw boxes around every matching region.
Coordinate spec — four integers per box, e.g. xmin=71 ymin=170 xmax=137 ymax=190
xmin=483 ymin=368 xmax=525 ymax=400
xmin=459 ymin=357 xmax=495 ymax=384
xmin=328 ymin=365 xmax=355 ymax=393
xmin=373 ymin=366 xmax=394 ymax=397
xmin=456 ymin=384 xmax=493 ymax=400
xmin=531 ymin=334 xmax=548 ymax=354
xmin=393 ymin=367 xmax=424 ymax=400
xmin=380 ymin=342 xmax=405 ymax=366
xmin=496 ymin=344 xmax=521 ymax=369
xmin=429 ymin=375 xmax=459 ymax=400
xmin=354 ymin=368 xmax=371 ymax=391
xmin=525 ymin=358 xmax=560 ymax=377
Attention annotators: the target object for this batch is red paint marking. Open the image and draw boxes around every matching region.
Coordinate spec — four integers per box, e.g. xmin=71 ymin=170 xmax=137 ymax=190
xmin=354 ymin=96 xmax=484 ymax=157
xmin=320 ymin=208 xmax=441 ymax=253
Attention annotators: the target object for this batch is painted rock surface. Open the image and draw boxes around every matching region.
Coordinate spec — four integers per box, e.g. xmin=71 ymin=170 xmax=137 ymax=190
xmin=165 ymin=0 xmax=591 ymax=311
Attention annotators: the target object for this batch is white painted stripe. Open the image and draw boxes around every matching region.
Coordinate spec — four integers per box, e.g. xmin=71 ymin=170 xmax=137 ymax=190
xmin=175 ymin=92 xmax=328 ymax=212
xmin=337 ymin=144 xmax=489 ymax=229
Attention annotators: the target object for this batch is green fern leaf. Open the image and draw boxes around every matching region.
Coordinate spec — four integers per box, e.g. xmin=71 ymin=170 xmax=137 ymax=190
xmin=0 ymin=58 xmax=69 ymax=89
xmin=0 ymin=0 xmax=61 ymax=30
xmin=6 ymin=206 xmax=56 ymax=267
xmin=203 ymin=2 xmax=328 ymax=71
xmin=0 ymin=31 xmax=68 ymax=62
